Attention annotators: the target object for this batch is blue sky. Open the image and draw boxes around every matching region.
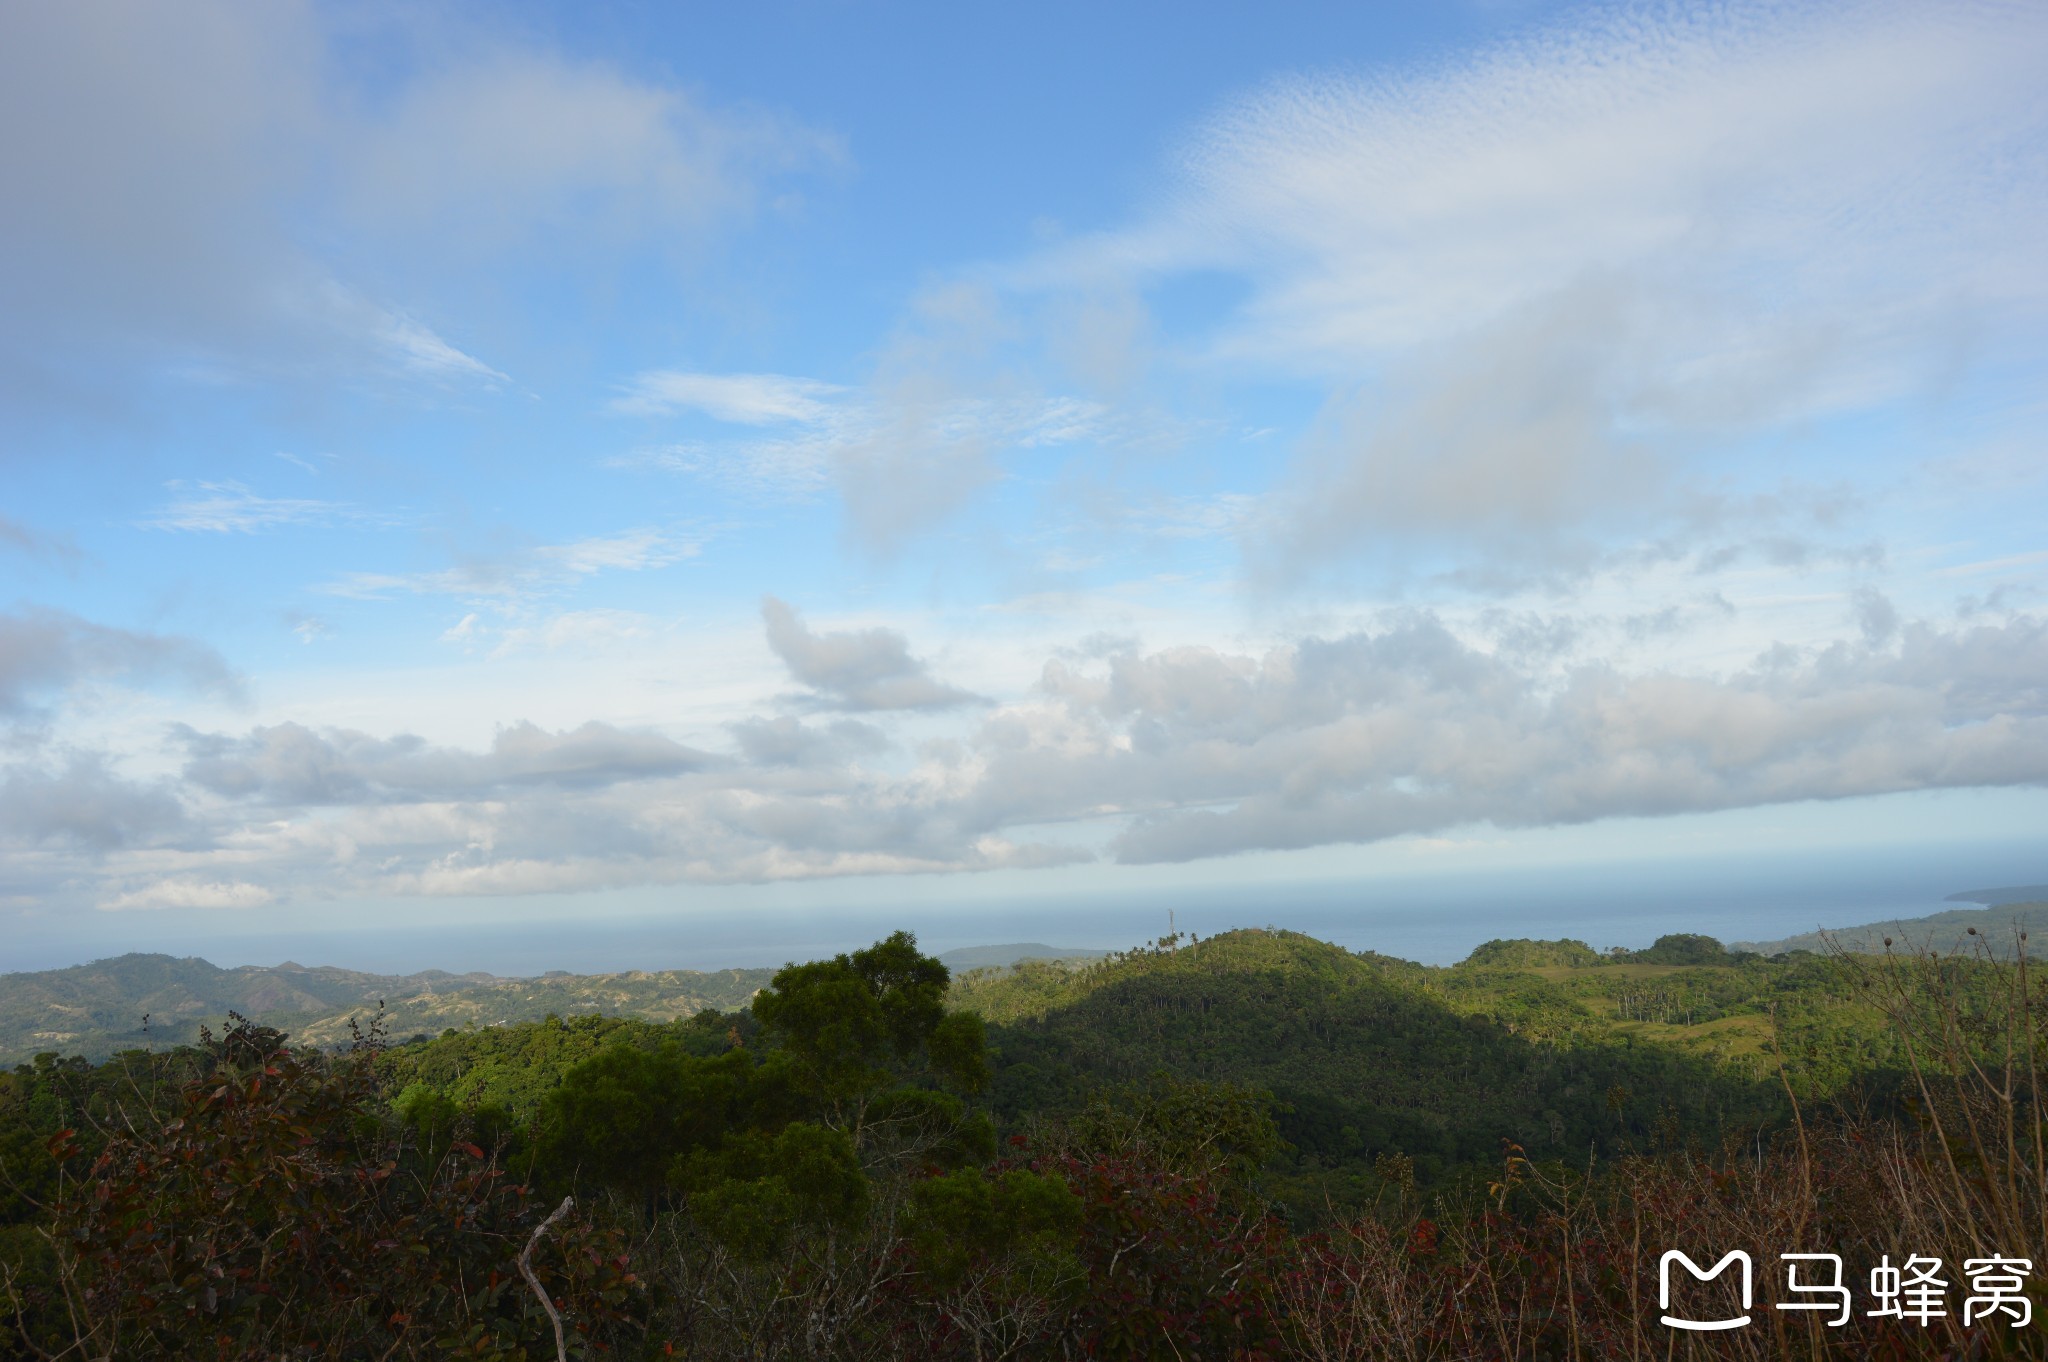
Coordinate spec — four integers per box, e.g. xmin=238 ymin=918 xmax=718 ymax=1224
xmin=3 ymin=0 xmax=2045 ymax=968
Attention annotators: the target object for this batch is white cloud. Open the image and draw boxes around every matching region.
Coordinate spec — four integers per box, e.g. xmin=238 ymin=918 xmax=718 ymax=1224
xmin=1020 ymin=613 xmax=2048 ymax=863
xmin=102 ymin=878 xmax=274 ymax=911
xmin=612 ymin=371 xmax=846 ymax=424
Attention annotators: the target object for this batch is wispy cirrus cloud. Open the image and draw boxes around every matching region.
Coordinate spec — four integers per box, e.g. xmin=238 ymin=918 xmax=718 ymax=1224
xmin=540 ymin=527 xmax=701 ymax=575
xmin=614 ymin=365 xmax=1108 ymax=530
xmin=378 ymin=312 xmax=509 ymax=386
xmin=318 ymin=527 xmax=703 ymax=602
xmin=481 ymin=608 xmax=661 ymax=657
xmin=611 ymin=370 xmax=845 ymax=423
xmin=141 ymin=480 xmax=399 ymax=535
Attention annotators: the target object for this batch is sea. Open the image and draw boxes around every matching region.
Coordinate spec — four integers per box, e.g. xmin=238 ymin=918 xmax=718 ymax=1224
xmin=8 ymin=835 xmax=2042 ymax=978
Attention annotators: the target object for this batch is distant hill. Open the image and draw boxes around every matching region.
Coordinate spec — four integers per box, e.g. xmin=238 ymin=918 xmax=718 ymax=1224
xmin=284 ymin=966 xmax=776 ymax=1050
xmin=1732 ymin=900 xmax=2048 ymax=958
xmin=937 ymin=942 xmax=1107 ymax=970
xmin=0 ymin=952 xmax=774 ymax=1066
xmin=1946 ymin=884 xmax=2048 ymax=906
xmin=1 ymin=943 xmax=1121 ymax=1066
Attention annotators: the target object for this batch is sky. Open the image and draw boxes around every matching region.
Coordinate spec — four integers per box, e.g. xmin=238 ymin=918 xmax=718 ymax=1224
xmin=2 ymin=0 xmax=2045 ymax=973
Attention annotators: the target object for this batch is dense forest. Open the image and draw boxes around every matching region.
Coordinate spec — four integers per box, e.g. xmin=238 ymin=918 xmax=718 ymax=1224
xmin=4 ymin=924 xmax=2046 ymax=1358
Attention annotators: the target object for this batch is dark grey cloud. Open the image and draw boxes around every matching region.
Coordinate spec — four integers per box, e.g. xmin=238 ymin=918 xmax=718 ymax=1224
xmin=178 ymin=719 xmax=716 ymax=803
xmin=1854 ymin=587 xmax=1900 ymax=646
xmin=0 ymin=608 xmax=241 ymax=717
xmin=728 ymin=715 xmax=889 ymax=767
xmin=0 ymin=754 xmax=187 ymax=850
xmin=761 ymin=596 xmax=982 ymax=711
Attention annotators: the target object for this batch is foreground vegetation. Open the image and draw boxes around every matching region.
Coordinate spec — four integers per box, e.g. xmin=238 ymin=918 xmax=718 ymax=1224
xmin=4 ymin=924 xmax=2047 ymax=1358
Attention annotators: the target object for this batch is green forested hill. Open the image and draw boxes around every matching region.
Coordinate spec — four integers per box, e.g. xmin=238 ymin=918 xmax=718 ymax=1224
xmin=956 ymin=928 xmax=1899 ymax=1188
xmin=245 ymin=927 xmax=1878 ymax=1197
xmin=0 ymin=952 xmax=774 ymax=1066
xmin=0 ymin=924 xmax=1915 ymax=1177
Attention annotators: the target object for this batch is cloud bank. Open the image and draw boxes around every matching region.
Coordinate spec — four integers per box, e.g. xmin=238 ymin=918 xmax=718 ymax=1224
xmin=4 ymin=601 xmax=2041 ymax=912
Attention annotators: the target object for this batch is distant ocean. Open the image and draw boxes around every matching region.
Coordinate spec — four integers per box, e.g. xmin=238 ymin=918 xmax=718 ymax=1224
xmin=11 ymin=836 xmax=2041 ymax=978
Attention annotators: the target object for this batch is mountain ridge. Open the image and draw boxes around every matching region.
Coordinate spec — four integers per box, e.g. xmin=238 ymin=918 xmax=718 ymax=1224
xmin=0 ymin=952 xmax=774 ymax=1065
xmin=1731 ymin=900 xmax=2048 ymax=957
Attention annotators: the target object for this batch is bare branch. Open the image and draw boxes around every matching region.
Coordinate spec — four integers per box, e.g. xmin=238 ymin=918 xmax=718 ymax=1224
xmin=518 ymin=1195 xmax=576 ymax=1362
